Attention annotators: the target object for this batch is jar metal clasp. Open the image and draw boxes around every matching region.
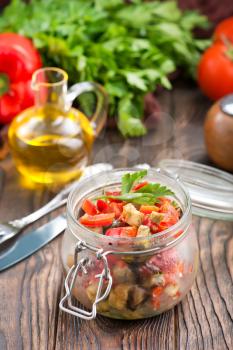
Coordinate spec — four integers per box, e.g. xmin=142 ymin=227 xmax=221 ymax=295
xmin=59 ymin=240 xmax=113 ymax=320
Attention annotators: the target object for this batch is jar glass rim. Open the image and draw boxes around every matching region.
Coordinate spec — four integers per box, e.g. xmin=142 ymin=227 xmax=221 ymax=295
xmin=66 ymin=168 xmax=192 ymax=247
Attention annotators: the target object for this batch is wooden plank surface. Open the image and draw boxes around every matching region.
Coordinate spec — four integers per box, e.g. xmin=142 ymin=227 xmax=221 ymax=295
xmin=0 ymin=81 xmax=232 ymax=350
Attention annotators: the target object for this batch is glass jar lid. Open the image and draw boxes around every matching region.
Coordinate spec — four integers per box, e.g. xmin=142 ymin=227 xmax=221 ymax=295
xmin=158 ymin=159 xmax=233 ymax=221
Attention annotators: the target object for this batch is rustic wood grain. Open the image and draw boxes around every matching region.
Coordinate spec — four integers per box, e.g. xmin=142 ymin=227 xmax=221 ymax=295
xmin=0 ymin=81 xmax=232 ymax=350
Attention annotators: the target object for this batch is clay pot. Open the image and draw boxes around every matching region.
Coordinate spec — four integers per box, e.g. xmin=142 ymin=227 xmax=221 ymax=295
xmin=204 ymin=95 xmax=233 ymax=172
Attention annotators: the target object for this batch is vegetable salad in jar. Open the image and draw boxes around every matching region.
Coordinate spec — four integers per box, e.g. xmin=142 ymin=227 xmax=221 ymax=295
xmin=60 ymin=169 xmax=198 ymax=320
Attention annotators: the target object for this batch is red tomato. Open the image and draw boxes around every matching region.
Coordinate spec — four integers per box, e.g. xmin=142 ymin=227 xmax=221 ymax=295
xmin=140 ymin=205 xmax=159 ymax=214
xmin=158 ymin=215 xmax=178 ymax=232
xmin=151 ymin=286 xmax=163 ymax=309
xmin=157 ymin=203 xmax=179 ymax=231
xmin=142 ymin=215 xmax=158 ymax=233
xmin=152 ymin=286 xmax=164 ymax=299
xmin=105 ymin=226 xmax=137 ymax=237
xmin=97 ymin=199 xmax=109 ymax=212
xmin=79 ymin=213 xmax=115 ymax=227
xmin=133 ymin=181 xmax=148 ymax=191
xmin=109 ymin=202 xmax=123 ymax=218
xmin=96 ymin=200 xmax=123 ymax=218
xmin=81 ymin=199 xmax=97 ymax=215
xmin=160 ymin=203 xmax=179 ymax=220
xmin=198 ymin=42 xmax=233 ymax=100
xmin=214 ymin=17 xmax=233 ymax=44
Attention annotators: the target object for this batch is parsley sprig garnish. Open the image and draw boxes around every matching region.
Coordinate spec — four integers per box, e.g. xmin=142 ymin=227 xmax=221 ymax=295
xmin=98 ymin=170 xmax=174 ymax=205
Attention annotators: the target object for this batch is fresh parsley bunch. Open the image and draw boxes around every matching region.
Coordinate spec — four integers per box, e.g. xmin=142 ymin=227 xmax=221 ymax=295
xmin=0 ymin=0 xmax=209 ymax=137
xmin=98 ymin=170 xmax=174 ymax=205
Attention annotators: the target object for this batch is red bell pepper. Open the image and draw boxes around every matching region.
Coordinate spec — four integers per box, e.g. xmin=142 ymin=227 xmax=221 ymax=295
xmin=140 ymin=205 xmax=159 ymax=214
xmin=79 ymin=213 xmax=115 ymax=227
xmin=0 ymin=33 xmax=42 ymax=124
xmin=132 ymin=181 xmax=148 ymax=191
xmin=81 ymin=199 xmax=98 ymax=215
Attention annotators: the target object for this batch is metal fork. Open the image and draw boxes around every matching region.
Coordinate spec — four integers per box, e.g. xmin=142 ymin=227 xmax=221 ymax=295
xmin=0 ymin=163 xmax=112 ymax=246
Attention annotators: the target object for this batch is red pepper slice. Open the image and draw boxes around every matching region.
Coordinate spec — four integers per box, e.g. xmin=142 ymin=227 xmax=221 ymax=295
xmin=140 ymin=205 xmax=159 ymax=214
xmin=79 ymin=213 xmax=115 ymax=227
xmin=133 ymin=181 xmax=148 ymax=191
xmin=81 ymin=199 xmax=97 ymax=215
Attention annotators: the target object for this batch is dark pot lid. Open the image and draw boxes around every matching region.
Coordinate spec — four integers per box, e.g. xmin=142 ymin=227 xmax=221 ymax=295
xmin=158 ymin=159 xmax=233 ymax=221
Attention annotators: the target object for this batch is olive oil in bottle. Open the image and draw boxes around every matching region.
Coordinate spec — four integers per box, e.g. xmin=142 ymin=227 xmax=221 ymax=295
xmin=8 ymin=67 xmax=107 ymax=184
xmin=9 ymin=105 xmax=94 ymax=184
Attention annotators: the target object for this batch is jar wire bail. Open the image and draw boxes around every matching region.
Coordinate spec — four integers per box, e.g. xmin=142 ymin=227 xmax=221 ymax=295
xmin=59 ymin=239 xmax=113 ymax=320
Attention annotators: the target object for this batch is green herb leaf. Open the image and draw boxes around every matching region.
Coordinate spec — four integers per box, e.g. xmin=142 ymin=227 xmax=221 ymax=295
xmin=97 ymin=170 xmax=174 ymax=205
xmin=0 ymin=0 xmax=210 ymax=137
xmin=98 ymin=193 xmax=157 ymax=205
xmin=121 ymin=170 xmax=147 ymax=194
xmin=135 ymin=183 xmax=174 ymax=197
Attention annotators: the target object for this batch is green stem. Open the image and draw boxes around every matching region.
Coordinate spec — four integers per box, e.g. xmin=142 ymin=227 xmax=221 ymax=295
xmin=0 ymin=73 xmax=10 ymax=97
xmin=221 ymin=34 xmax=233 ymax=61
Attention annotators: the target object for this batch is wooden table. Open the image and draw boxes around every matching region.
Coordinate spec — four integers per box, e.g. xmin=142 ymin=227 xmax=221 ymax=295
xmin=0 ymin=82 xmax=232 ymax=350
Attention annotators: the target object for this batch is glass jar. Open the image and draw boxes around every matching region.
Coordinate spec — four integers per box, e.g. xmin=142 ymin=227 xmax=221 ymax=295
xmin=60 ymin=169 xmax=198 ymax=320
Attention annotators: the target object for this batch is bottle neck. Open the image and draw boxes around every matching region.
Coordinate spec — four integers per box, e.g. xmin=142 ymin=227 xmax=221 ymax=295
xmin=34 ymin=82 xmax=68 ymax=111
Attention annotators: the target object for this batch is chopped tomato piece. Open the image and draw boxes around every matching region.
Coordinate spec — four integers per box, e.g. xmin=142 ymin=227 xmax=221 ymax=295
xmin=81 ymin=199 xmax=97 ymax=215
xmin=105 ymin=226 xmax=137 ymax=237
xmin=157 ymin=203 xmax=179 ymax=231
xmin=97 ymin=199 xmax=109 ymax=212
xmin=158 ymin=215 xmax=179 ymax=231
xmin=140 ymin=205 xmax=159 ymax=214
xmin=109 ymin=202 xmax=123 ymax=218
xmin=152 ymin=286 xmax=164 ymax=299
xmin=142 ymin=214 xmax=150 ymax=226
xmin=160 ymin=202 xmax=179 ymax=217
xmin=142 ymin=215 xmax=158 ymax=233
xmin=133 ymin=181 xmax=148 ymax=191
xmin=158 ymin=221 xmax=171 ymax=231
xmin=157 ymin=197 xmax=172 ymax=207
xmin=105 ymin=190 xmax=122 ymax=203
xmin=105 ymin=227 xmax=121 ymax=237
xmin=79 ymin=213 xmax=115 ymax=227
xmin=121 ymin=226 xmax=137 ymax=237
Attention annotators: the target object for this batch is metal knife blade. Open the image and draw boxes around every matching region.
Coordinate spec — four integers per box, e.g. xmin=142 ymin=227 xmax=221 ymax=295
xmin=0 ymin=214 xmax=66 ymax=272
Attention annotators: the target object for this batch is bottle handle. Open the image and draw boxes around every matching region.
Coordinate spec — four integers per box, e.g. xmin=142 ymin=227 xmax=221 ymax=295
xmin=66 ymin=82 xmax=108 ymax=136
